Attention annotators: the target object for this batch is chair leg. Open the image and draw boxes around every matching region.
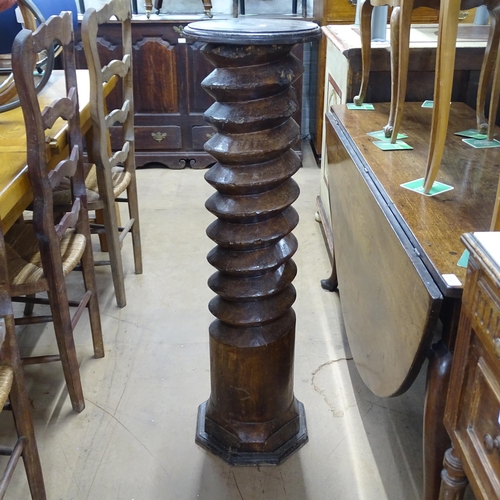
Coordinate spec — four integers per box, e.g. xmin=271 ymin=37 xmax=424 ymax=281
xmin=95 ymin=209 xmax=109 ymax=252
xmin=45 ymin=286 xmax=85 ymax=412
xmin=353 ymin=0 xmax=373 ymax=107
xmin=3 ymin=316 xmax=46 ymax=499
xmin=384 ymin=5 xmax=400 ymax=137
xmin=476 ymin=9 xmax=499 ymax=135
xmin=423 ymin=0 xmax=460 ymax=193
xmin=23 ymin=294 xmax=35 ymax=316
xmin=438 ymin=447 xmax=468 ymax=499
xmin=391 ymin=0 xmax=414 ymax=143
xmin=491 ymin=171 xmax=500 ymax=231
xmin=127 ymin=176 xmax=143 ymax=276
xmin=95 ymin=205 xmax=122 ymax=252
xmin=97 ymin=171 xmax=127 ymax=308
xmin=78 ymin=211 xmax=105 ymax=359
xmin=487 ymin=11 xmax=500 ymax=141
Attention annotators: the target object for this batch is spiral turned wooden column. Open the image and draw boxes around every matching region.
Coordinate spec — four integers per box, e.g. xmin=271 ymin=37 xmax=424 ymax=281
xmin=184 ymin=19 xmax=320 ymax=466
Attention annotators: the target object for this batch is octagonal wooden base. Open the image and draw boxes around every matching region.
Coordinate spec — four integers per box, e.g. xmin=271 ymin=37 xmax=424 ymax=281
xmin=195 ymin=399 xmax=308 ymax=466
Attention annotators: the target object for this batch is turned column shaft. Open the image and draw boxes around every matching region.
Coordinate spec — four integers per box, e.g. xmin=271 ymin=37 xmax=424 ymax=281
xmin=185 ymin=18 xmax=320 ymax=466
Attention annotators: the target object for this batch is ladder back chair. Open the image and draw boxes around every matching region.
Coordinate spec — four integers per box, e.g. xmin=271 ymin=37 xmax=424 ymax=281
xmin=7 ymin=11 xmax=104 ymax=413
xmin=81 ymin=0 xmax=142 ymax=308
xmin=0 ymin=230 xmax=46 ymax=500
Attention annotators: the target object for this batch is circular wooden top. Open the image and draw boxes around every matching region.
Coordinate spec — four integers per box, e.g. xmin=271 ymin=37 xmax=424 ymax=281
xmin=183 ymin=18 xmax=321 ymax=45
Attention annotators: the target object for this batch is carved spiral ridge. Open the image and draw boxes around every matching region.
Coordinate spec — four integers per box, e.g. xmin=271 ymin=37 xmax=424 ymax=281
xmin=203 ymin=43 xmax=303 ymax=340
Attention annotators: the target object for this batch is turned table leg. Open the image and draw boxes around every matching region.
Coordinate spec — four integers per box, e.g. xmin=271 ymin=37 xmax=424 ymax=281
xmin=439 ymin=447 xmax=468 ymax=500
xmin=184 ymin=19 xmax=321 ymax=466
xmin=321 ymin=251 xmax=338 ymax=292
xmin=424 ymin=340 xmax=453 ymax=500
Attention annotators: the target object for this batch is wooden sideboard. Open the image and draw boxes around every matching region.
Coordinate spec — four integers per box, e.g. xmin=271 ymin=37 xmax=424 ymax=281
xmin=440 ymin=232 xmax=500 ymax=499
xmin=74 ymin=16 xmax=304 ymax=169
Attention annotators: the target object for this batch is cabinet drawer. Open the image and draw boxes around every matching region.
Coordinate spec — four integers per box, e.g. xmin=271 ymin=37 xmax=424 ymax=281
xmin=192 ymin=126 xmax=215 ymax=150
xmin=134 ymin=126 xmax=182 ymax=150
xmin=470 ymin=274 xmax=500 ymax=359
xmin=110 ymin=126 xmax=182 ymax=151
xmin=458 ymin=347 xmax=500 ymax=496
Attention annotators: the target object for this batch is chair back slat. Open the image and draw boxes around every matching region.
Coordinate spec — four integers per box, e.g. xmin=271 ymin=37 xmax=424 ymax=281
xmin=29 ymin=14 xmax=72 ymax=53
xmin=55 ymin=198 xmax=81 ymax=238
xmin=48 ymin=145 xmax=79 ymax=189
xmin=105 ymin=100 xmax=130 ymax=128
xmin=102 ymin=55 xmax=130 ymax=82
xmin=109 ymin=142 xmax=130 ymax=169
xmin=94 ymin=0 xmax=131 ymax=23
xmin=41 ymin=87 xmax=77 ymax=130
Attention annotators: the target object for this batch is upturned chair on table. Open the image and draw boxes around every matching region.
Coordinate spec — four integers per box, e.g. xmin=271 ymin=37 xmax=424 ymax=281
xmin=78 ymin=0 xmax=143 ymax=309
xmin=354 ymin=0 xmax=500 ymax=193
xmin=6 ymin=11 xmax=104 ymax=413
xmin=0 ymin=233 xmax=45 ymax=499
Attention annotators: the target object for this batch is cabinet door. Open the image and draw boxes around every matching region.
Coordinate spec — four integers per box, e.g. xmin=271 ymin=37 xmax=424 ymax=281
xmin=133 ymin=36 xmax=178 ymax=114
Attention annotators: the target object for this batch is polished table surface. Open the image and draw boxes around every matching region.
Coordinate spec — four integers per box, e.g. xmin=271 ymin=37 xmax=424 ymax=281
xmin=329 ymin=102 xmax=499 ymax=298
xmin=0 ymin=69 xmax=113 ymax=232
xmin=326 ymin=101 xmax=500 ymax=395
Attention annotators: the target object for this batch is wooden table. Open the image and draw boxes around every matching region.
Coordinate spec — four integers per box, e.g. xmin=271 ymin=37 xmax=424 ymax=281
xmin=323 ymin=102 xmax=499 ymax=498
xmin=0 ymin=69 xmax=114 ymax=232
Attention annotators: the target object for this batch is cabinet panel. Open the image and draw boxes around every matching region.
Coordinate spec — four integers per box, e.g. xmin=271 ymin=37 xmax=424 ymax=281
xmin=442 ymin=233 xmax=500 ymax=500
xmin=187 ymin=41 xmax=216 ymax=114
xmin=133 ymin=37 xmax=178 ymax=114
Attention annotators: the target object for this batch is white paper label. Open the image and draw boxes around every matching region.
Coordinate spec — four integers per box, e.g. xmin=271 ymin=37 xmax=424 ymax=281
xmin=442 ymin=274 xmax=462 ymax=287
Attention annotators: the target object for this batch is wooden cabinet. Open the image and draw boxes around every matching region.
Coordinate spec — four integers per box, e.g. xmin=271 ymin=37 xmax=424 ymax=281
xmin=440 ymin=232 xmax=500 ymax=499
xmin=75 ymin=16 xmax=303 ymax=169
xmin=75 ymin=17 xmax=215 ymax=168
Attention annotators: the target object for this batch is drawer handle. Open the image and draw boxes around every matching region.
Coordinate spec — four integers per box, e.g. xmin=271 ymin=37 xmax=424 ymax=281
xmin=484 ymin=434 xmax=500 ymax=453
xmin=152 ymin=132 xmax=167 ymax=142
xmin=174 ymin=25 xmax=185 ymax=37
